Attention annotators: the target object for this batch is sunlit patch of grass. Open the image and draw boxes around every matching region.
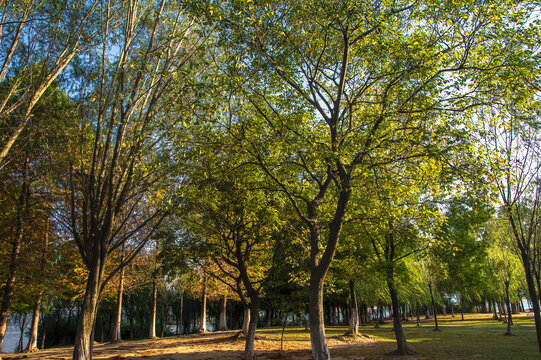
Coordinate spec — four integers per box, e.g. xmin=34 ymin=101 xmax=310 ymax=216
xmin=257 ymin=313 xmax=539 ymax=359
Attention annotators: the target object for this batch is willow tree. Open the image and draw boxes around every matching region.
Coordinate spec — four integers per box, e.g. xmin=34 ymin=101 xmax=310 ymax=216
xmin=216 ymin=1 xmax=512 ymax=358
xmin=60 ymin=1 xmax=209 ymax=359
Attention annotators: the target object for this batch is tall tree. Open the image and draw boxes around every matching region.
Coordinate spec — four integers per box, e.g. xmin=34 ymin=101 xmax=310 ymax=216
xmin=59 ymin=1 xmax=209 ymax=358
xmin=217 ymin=1 xmax=514 ymax=358
xmin=480 ymin=98 xmax=541 ymax=352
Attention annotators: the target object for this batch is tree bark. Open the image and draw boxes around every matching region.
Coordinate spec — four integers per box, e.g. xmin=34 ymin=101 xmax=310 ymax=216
xmin=73 ymin=251 xmax=105 ymax=360
xmin=388 ymin=277 xmax=413 ymax=355
xmin=265 ymin=309 xmax=272 ymax=328
xmin=111 ymin=245 xmax=125 ymax=343
xmin=17 ymin=313 xmax=27 ymax=352
xmin=178 ymin=291 xmax=183 ymax=335
xmin=26 ymin=293 xmax=42 ymax=351
xmin=219 ymin=295 xmax=228 ymax=331
xmin=348 ymin=280 xmax=358 ymax=334
xmin=26 ymin=218 xmax=49 ymax=352
xmin=149 ymin=276 xmax=157 ymax=338
xmin=505 ymin=280 xmax=513 ymax=335
xmin=242 ymin=305 xmax=250 ymax=334
xmin=244 ymin=300 xmax=260 ymax=360
xmin=429 ymin=283 xmax=440 ymax=331
xmin=416 ymin=304 xmax=421 ymax=326
xmin=200 ymin=277 xmax=207 ymax=333
xmin=40 ymin=316 xmax=47 ymax=349
xmin=309 ymin=273 xmax=330 ymax=360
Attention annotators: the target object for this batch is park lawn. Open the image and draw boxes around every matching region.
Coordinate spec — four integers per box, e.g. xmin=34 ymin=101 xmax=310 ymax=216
xmin=258 ymin=313 xmax=538 ymax=359
xmin=2 ymin=313 xmax=537 ymax=360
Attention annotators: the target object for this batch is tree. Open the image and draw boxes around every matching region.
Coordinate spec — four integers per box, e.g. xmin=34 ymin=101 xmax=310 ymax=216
xmin=58 ymin=1 xmax=209 ymax=358
xmin=173 ymin=145 xmax=286 ymax=360
xmin=479 ymin=98 xmax=541 ymax=352
xmin=216 ymin=1 xmax=514 ymax=358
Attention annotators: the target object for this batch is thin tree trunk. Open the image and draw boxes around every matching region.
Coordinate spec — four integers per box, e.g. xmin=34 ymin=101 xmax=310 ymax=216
xmin=17 ymin=313 xmax=28 ymax=352
xmin=416 ymin=304 xmax=421 ymax=326
xmin=179 ymin=291 xmax=183 ymax=335
xmin=149 ymin=276 xmax=157 ymax=338
xmin=265 ymin=309 xmax=272 ymax=328
xmin=26 ymin=219 xmax=49 ymax=351
xmin=26 ymin=293 xmax=42 ymax=351
xmin=505 ymin=280 xmax=513 ymax=335
xmin=40 ymin=316 xmax=47 ymax=349
xmin=219 ymin=295 xmax=228 ymax=331
xmin=111 ymin=244 xmax=125 ymax=343
xmin=200 ymin=277 xmax=207 ymax=333
xmin=348 ymin=280 xmax=358 ymax=334
xmin=429 ymin=283 xmax=440 ymax=331
xmin=461 ymin=296 xmax=465 ymax=321
xmin=508 ymin=211 xmax=541 ymax=355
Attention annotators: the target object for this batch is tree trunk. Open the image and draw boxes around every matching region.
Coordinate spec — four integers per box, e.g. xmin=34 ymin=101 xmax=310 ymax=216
xmin=429 ymin=283 xmax=440 ymax=331
xmin=508 ymin=212 xmax=541 ymax=355
xmin=178 ymin=291 xmax=183 ymax=335
xmin=111 ymin=245 xmax=125 ymax=343
xmin=243 ymin=299 xmax=260 ymax=360
xmin=461 ymin=297 xmax=465 ymax=321
xmin=129 ymin=316 xmax=134 ymax=340
xmin=348 ymin=280 xmax=358 ymax=334
xmin=378 ymin=302 xmax=385 ymax=324
xmin=40 ymin=316 xmax=47 ymax=349
xmin=242 ymin=305 xmax=250 ymax=334
xmin=0 ymin=166 xmax=29 ymax=351
xmin=26 ymin=218 xmax=48 ymax=352
xmin=73 ymin=253 xmax=105 ymax=360
xmin=505 ymin=280 xmax=513 ymax=335
xmin=26 ymin=292 xmax=43 ymax=351
xmin=387 ymin=277 xmax=413 ymax=355
xmin=265 ymin=309 xmax=272 ymax=328
xmin=17 ymin=313 xmax=28 ymax=352
xmin=149 ymin=276 xmax=157 ymax=338
xmin=200 ymin=277 xmax=207 ymax=333
xmin=219 ymin=295 xmax=228 ymax=331
xmin=425 ymin=304 xmax=431 ymax=319
xmin=309 ymin=273 xmax=330 ymax=360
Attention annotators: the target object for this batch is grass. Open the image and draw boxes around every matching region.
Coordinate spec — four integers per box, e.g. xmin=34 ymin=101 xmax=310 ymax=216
xmin=258 ymin=313 xmax=539 ymax=359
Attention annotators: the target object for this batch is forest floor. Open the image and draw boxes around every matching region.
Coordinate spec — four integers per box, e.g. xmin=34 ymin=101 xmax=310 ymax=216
xmin=2 ymin=313 xmax=538 ymax=360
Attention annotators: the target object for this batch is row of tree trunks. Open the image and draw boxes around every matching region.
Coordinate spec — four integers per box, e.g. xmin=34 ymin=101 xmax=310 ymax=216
xmin=26 ymin=219 xmax=49 ymax=351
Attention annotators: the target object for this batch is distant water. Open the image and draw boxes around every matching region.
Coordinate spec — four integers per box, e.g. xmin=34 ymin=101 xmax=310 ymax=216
xmin=2 ymin=316 xmax=31 ymax=353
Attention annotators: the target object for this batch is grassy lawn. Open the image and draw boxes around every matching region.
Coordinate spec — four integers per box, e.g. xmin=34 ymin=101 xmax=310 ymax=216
xmin=3 ymin=313 xmax=537 ymax=360
xmin=258 ymin=313 xmax=539 ymax=359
